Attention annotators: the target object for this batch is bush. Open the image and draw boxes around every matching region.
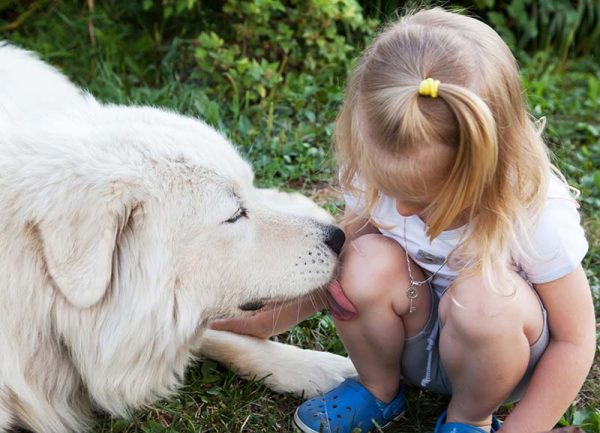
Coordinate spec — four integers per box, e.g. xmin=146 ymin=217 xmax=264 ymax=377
xmin=359 ymin=0 xmax=600 ymax=69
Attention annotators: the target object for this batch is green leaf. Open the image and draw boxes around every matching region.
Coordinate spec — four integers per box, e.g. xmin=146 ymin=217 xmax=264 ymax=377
xmin=142 ymin=0 xmax=154 ymax=11
xmin=141 ymin=421 xmax=168 ymax=433
xmin=593 ymin=171 xmax=600 ymax=190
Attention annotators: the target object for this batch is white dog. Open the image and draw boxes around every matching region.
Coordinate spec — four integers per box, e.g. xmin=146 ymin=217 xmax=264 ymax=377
xmin=0 ymin=43 xmax=356 ymax=433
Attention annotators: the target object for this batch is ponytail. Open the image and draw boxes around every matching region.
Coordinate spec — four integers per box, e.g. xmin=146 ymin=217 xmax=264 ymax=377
xmin=425 ymin=83 xmax=498 ymax=241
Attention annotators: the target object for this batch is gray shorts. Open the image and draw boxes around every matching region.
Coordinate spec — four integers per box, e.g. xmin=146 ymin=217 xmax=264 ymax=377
xmin=401 ymin=284 xmax=550 ymax=404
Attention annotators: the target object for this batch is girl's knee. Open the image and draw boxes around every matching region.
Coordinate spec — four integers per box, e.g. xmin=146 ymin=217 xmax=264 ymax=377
xmin=439 ymin=273 xmax=539 ymax=342
xmin=337 ymin=234 xmax=408 ymax=306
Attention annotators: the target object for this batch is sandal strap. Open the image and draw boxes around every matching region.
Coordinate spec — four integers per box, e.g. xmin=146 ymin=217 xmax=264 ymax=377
xmin=435 ymin=411 xmax=503 ymax=433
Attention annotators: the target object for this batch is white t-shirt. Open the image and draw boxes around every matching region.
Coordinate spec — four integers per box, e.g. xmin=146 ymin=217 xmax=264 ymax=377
xmin=344 ymin=175 xmax=588 ymax=293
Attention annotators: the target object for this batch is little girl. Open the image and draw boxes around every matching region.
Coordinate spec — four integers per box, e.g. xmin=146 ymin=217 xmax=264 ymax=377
xmin=212 ymin=8 xmax=596 ymax=433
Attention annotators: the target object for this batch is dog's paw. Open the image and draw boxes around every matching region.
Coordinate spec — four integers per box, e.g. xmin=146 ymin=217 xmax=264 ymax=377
xmin=199 ymin=329 xmax=356 ymax=398
xmin=275 ymin=348 xmax=357 ymax=398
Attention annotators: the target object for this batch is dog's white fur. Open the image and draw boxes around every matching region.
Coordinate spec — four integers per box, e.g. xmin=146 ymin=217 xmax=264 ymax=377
xmin=0 ymin=43 xmax=355 ymax=433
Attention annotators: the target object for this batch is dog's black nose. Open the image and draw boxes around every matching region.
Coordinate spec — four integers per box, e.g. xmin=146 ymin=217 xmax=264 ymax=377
xmin=324 ymin=226 xmax=345 ymax=255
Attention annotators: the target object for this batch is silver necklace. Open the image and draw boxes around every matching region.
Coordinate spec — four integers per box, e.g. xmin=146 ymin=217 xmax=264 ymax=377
xmin=403 ymin=218 xmax=449 ymax=313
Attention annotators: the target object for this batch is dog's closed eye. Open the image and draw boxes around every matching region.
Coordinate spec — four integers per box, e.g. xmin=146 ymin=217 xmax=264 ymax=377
xmin=223 ymin=207 xmax=248 ymax=224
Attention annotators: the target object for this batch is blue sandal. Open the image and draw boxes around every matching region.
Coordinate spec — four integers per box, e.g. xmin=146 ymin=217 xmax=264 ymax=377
xmin=434 ymin=411 xmax=502 ymax=433
xmin=293 ymin=378 xmax=406 ymax=433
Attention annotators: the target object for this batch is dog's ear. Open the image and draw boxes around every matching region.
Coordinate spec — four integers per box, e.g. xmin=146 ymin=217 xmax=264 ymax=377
xmin=39 ymin=200 xmax=136 ymax=309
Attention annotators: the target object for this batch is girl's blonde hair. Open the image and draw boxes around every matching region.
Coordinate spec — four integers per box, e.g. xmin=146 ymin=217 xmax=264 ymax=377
xmin=336 ymin=8 xmax=551 ymax=290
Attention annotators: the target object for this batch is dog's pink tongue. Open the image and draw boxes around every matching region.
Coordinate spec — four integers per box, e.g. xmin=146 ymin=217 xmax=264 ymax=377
xmin=326 ymin=280 xmax=357 ymax=321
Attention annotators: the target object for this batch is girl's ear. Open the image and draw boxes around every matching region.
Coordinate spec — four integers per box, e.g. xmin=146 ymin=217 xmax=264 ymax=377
xmin=38 ymin=200 xmax=137 ymax=309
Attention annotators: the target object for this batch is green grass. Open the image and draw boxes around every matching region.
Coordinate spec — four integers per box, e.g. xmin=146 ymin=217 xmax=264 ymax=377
xmin=1 ymin=1 xmax=599 ymax=432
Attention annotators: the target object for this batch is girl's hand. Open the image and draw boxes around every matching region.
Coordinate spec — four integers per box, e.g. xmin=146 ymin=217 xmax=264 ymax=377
xmin=210 ymin=315 xmax=274 ymax=339
xmin=209 ymin=290 xmax=328 ymax=339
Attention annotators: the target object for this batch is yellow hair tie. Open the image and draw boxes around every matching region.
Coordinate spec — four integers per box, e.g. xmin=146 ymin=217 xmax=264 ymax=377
xmin=418 ymin=78 xmax=440 ymax=98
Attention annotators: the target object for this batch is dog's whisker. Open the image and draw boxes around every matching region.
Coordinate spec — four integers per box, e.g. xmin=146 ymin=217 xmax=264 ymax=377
xmin=305 ymin=293 xmax=315 ymax=315
xmin=314 ymin=291 xmax=326 ymax=312
xmin=271 ymin=300 xmax=286 ymax=336
xmin=295 ymin=297 xmax=302 ymax=328
xmin=270 ymin=301 xmax=279 ymax=336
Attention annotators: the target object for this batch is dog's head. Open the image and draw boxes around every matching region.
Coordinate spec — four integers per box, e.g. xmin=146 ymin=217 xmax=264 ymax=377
xmin=33 ymin=106 xmax=343 ymax=327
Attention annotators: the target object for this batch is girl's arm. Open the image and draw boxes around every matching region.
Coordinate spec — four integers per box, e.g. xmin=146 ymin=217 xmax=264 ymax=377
xmin=210 ymin=294 xmax=328 ymax=339
xmin=210 ymin=210 xmax=379 ymax=338
xmin=500 ymin=265 xmax=596 ymax=433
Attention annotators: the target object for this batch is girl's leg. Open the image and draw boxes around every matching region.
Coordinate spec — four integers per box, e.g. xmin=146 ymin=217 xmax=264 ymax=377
xmin=333 ymin=233 xmax=432 ymax=403
xmin=438 ymin=273 xmax=544 ymax=431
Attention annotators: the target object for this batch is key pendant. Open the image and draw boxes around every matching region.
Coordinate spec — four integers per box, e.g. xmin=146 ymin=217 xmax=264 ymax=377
xmin=406 ymin=285 xmax=418 ymax=313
